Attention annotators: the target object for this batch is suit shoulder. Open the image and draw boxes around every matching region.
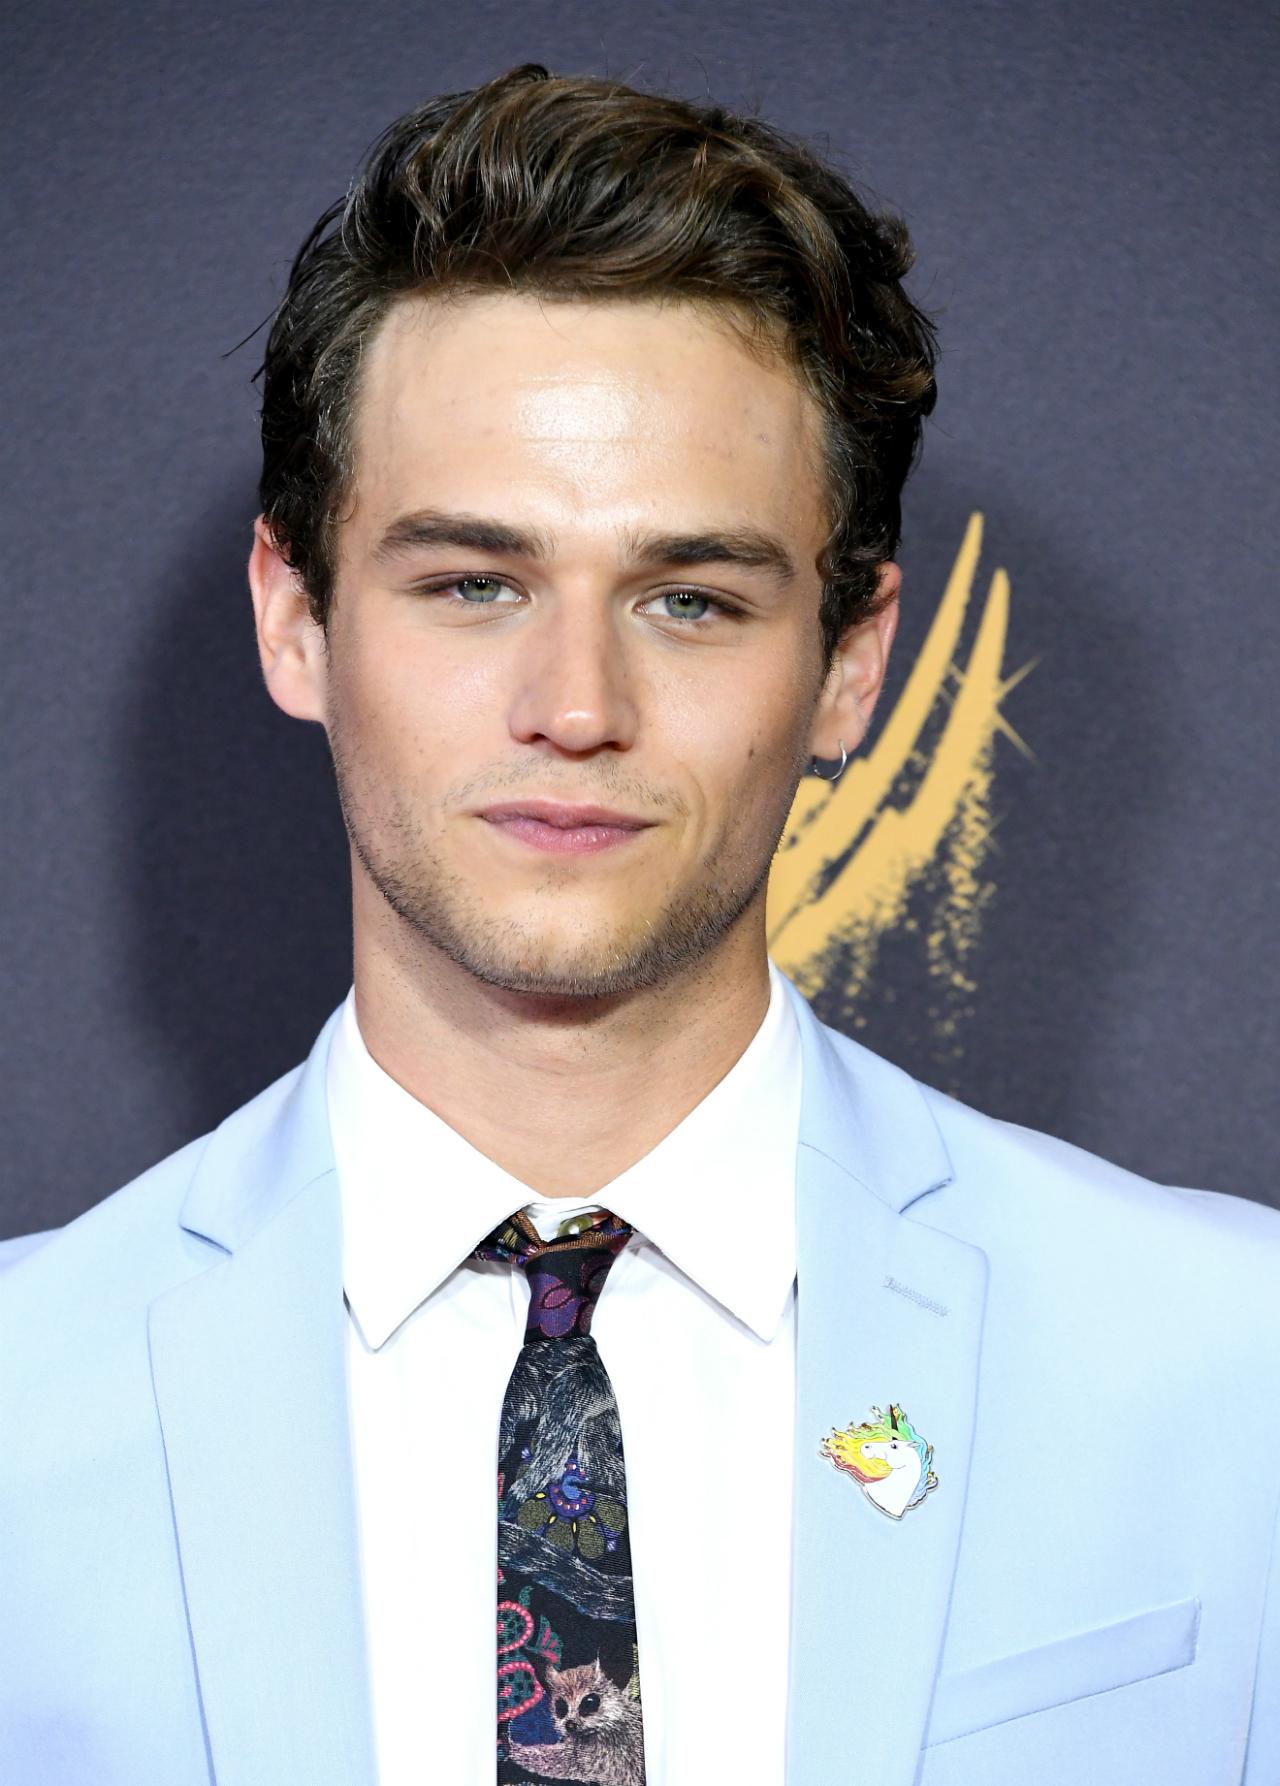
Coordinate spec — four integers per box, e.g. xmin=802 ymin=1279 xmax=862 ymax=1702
xmin=916 ymin=1076 xmax=1280 ymax=1257
xmin=0 ymin=1129 xmax=217 ymax=1325
xmin=0 ymin=1228 xmax=56 ymax=1270
xmin=0 ymin=1050 xmax=309 ymax=1328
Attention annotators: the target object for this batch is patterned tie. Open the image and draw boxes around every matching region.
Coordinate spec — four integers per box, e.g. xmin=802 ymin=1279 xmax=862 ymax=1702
xmin=475 ymin=1207 xmax=647 ymax=1786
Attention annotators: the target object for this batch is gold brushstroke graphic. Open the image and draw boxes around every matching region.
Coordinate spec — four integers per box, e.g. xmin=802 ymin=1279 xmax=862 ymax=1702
xmin=766 ymin=512 xmax=1033 ymax=1063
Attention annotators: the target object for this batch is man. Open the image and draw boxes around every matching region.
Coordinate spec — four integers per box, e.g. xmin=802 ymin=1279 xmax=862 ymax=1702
xmin=1 ymin=63 xmax=1276 ymax=1786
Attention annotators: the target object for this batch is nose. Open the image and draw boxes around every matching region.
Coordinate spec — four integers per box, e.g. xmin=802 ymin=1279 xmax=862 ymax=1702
xmin=506 ymin=595 xmax=638 ymax=759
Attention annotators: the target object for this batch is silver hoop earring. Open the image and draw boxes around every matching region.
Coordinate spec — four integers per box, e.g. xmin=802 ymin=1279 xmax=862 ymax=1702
xmin=811 ymin=740 xmax=848 ymax=783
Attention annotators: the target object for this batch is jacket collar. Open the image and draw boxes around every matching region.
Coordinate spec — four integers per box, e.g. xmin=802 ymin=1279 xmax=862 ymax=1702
xmin=784 ymin=972 xmax=955 ymax=1210
xmin=150 ymin=999 xmax=374 ymax=1786
xmin=178 ymin=1003 xmax=344 ymax=1254
xmin=783 ymin=976 xmax=987 ymax=1786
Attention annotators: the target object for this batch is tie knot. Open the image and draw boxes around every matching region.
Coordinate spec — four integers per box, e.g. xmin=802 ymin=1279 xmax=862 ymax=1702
xmin=474 ymin=1207 xmax=633 ymax=1342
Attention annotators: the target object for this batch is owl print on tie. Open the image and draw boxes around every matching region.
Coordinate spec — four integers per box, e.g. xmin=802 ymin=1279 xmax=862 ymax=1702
xmin=476 ymin=1209 xmax=647 ymax=1786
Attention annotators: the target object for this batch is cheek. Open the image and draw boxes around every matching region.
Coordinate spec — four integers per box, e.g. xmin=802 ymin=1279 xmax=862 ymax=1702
xmin=660 ymin=658 xmax=806 ymax=772
xmin=340 ymin=630 xmax=498 ymax=764
xmin=649 ymin=670 xmax=811 ymax=856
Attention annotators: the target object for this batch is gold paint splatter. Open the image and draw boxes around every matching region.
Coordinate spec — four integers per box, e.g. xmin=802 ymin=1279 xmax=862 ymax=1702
xmin=766 ymin=512 xmax=1033 ymax=1057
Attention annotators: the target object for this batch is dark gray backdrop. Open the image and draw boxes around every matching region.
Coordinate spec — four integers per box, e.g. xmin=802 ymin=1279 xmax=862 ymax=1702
xmin=4 ymin=0 xmax=1277 ymax=1237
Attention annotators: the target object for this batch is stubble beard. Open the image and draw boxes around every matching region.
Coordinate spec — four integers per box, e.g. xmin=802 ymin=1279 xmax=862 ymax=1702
xmin=328 ymin=736 xmax=813 ymax=1002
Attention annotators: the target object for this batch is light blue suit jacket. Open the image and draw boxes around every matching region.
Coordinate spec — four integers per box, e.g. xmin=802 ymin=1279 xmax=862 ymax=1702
xmin=3 ymin=978 xmax=1278 ymax=1785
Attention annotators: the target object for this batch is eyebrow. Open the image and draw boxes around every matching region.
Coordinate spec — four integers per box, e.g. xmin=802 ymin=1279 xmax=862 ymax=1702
xmin=372 ymin=508 xmax=798 ymax=587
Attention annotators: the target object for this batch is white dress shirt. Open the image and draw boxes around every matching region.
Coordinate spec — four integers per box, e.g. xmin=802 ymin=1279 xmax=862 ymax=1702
xmin=328 ymin=960 xmax=802 ymax=1786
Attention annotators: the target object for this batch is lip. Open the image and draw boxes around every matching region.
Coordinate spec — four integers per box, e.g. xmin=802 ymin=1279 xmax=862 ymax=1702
xmin=478 ymin=800 xmax=654 ymax=830
xmin=477 ymin=799 xmax=656 ymax=857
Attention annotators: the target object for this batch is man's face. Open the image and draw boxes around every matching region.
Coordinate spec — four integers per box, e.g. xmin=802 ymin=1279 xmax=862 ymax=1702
xmin=267 ymin=292 xmax=893 ymax=999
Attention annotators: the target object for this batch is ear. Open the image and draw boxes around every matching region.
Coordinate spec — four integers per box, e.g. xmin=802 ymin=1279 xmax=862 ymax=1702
xmin=247 ymin=515 xmax=329 ymax=725
xmin=596 ymin=1647 xmax=632 ymax=1691
xmin=808 ymin=561 xmax=901 ymax=763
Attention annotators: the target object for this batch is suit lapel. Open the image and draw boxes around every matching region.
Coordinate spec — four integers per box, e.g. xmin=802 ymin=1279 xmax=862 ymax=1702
xmin=148 ymin=1009 xmax=377 ymax=1786
xmin=783 ymin=982 xmax=989 ymax=1786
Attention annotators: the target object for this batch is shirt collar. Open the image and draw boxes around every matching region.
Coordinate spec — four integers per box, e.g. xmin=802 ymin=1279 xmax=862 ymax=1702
xmin=329 ymin=960 xmax=802 ymax=1349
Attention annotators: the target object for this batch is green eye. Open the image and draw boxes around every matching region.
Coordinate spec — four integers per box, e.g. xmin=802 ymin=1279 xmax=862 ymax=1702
xmin=457 ymin=577 xmax=505 ymax=602
xmin=666 ymin=592 xmax=708 ymax=618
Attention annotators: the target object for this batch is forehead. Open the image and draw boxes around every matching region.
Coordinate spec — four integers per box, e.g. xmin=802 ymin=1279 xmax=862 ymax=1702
xmin=346 ymin=291 xmax=829 ymax=551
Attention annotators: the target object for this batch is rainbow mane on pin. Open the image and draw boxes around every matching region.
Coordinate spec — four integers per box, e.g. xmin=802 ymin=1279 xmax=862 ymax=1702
xmin=820 ymin=1403 xmax=938 ymax=1510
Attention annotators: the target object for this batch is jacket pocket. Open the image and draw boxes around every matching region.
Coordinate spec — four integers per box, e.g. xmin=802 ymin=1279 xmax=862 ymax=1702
xmin=925 ymin=1596 xmax=1202 ymax=1746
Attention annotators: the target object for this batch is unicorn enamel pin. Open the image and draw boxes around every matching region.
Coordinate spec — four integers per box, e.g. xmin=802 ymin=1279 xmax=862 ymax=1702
xmin=820 ymin=1403 xmax=938 ymax=1519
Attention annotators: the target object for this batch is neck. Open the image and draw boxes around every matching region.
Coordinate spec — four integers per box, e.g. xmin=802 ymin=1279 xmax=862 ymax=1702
xmin=348 ymin=887 xmax=773 ymax=1199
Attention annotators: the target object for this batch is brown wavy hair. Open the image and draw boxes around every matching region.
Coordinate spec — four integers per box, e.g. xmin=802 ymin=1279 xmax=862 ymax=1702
xmin=257 ymin=64 xmax=939 ymax=665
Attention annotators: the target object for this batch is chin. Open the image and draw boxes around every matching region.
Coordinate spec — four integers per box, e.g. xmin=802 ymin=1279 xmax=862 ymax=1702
xmin=458 ymin=933 xmax=660 ymax=1000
